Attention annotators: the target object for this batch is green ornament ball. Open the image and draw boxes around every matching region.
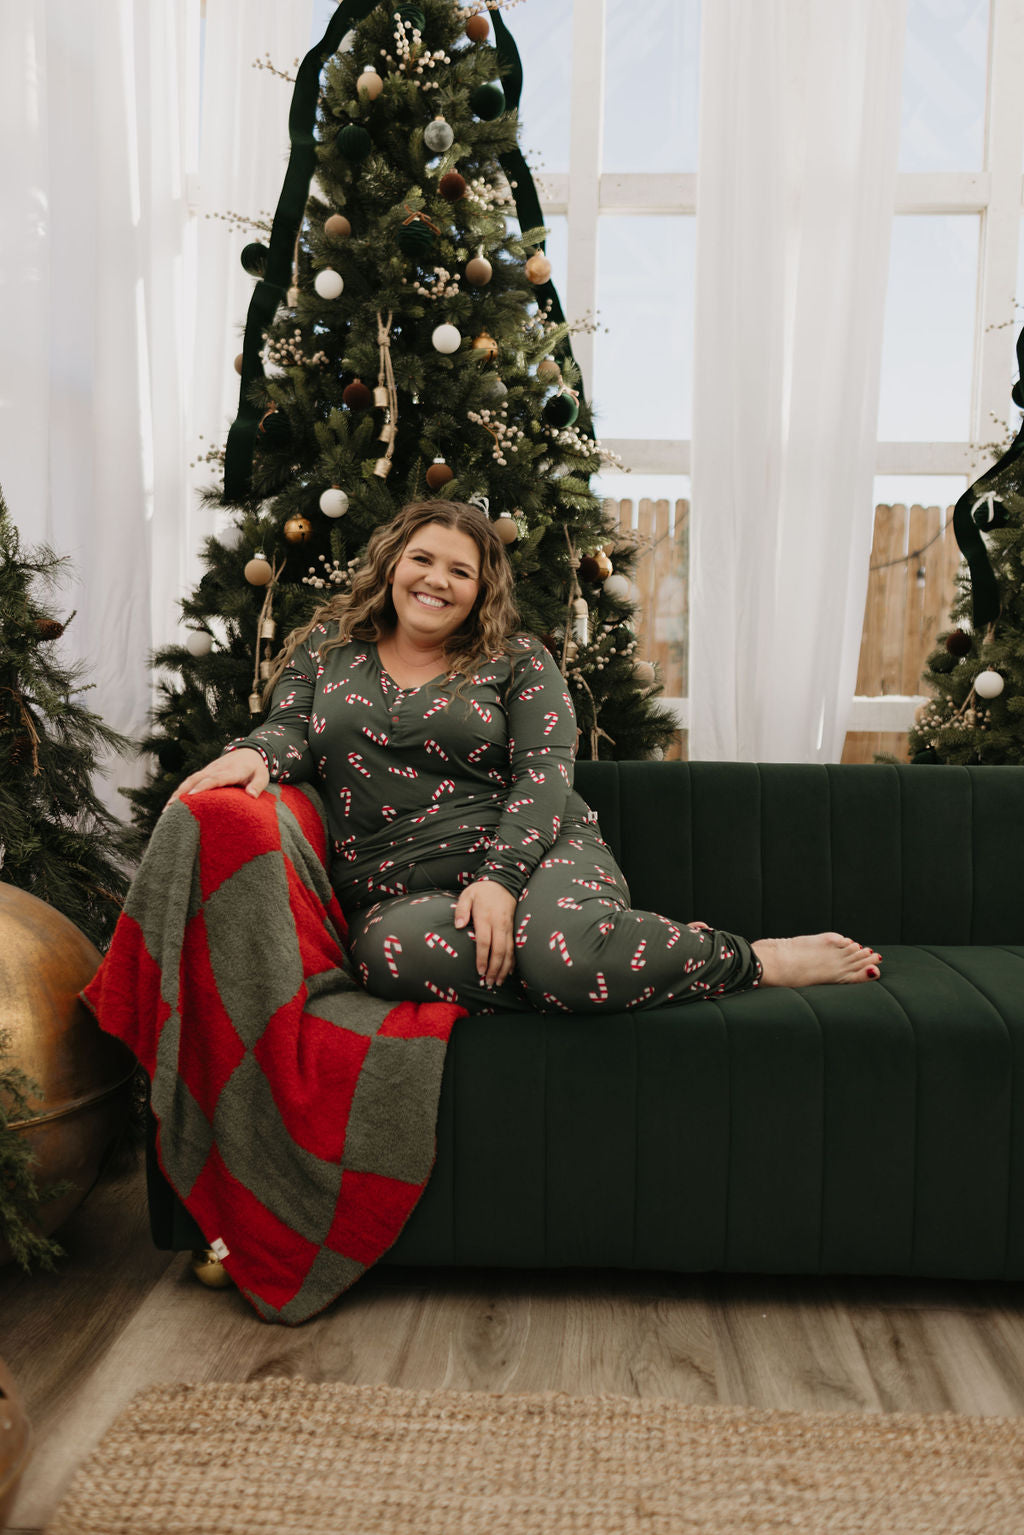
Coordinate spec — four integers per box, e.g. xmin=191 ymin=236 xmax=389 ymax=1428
xmin=396 ymin=5 xmax=426 ymax=32
xmin=240 ymin=242 xmax=269 ymax=277
xmin=336 ymin=124 xmax=372 ymax=161
xmin=543 ymin=391 xmax=579 ymax=428
xmin=470 ymin=82 xmax=505 ymax=120
xmin=396 ymin=220 xmax=436 ymax=258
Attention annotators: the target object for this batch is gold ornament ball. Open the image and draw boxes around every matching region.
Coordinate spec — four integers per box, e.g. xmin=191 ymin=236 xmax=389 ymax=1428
xmin=284 ymin=514 xmax=314 ymax=544
xmin=426 ymin=458 xmax=454 ymax=490
xmin=244 ymin=552 xmax=273 ymax=586
xmin=465 ymin=253 xmax=493 ymax=286
xmin=190 ymin=1248 xmax=234 ymax=1289
xmin=593 ymin=549 xmax=613 ymax=580
xmin=0 ymin=886 xmax=134 ymax=1267
xmin=234 ymin=352 xmax=244 ymax=375
xmin=525 ymin=252 xmax=552 ymax=284
xmin=466 ymin=12 xmax=490 ymax=41
xmin=536 ymin=355 xmax=561 ymax=383
xmin=472 ymin=331 xmax=499 ymax=360
xmin=324 ymin=213 xmax=352 ymax=241
xmin=357 ymin=65 xmax=384 ymax=100
xmin=495 ymin=513 xmax=519 ymax=544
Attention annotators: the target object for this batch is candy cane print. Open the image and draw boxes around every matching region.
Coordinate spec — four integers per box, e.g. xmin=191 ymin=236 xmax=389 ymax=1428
xmin=311 ymin=712 xmax=327 ymax=736
xmin=627 ymin=986 xmax=656 ymax=1008
xmin=338 ymin=786 xmax=352 ymax=816
xmin=431 ymin=778 xmax=455 ymax=800
xmin=588 ymin=972 xmax=609 ymax=1003
xmin=471 ymin=700 xmax=493 ymax=724
xmin=540 ymin=857 xmax=573 ymax=869
xmin=383 ymin=937 xmax=403 ymax=978
xmin=347 ymin=751 xmax=372 ymax=778
xmin=684 ymin=956 xmax=706 ymax=974
xmin=357 ymin=960 xmax=370 ymax=986
xmin=542 ymin=711 xmax=559 ymax=736
xmin=380 ymin=804 xmax=398 ymax=821
xmin=549 ymin=930 xmax=573 ymax=967
xmin=467 ymin=742 xmax=491 ymax=763
xmin=361 ymin=727 xmax=390 ymax=747
xmin=504 ymin=796 xmax=532 ymax=814
xmin=556 ymin=895 xmax=583 ymax=911
xmin=658 ymin=915 xmax=681 ymax=948
xmin=514 ymin=911 xmax=532 ymax=944
xmin=344 ymin=692 xmax=373 ymax=708
xmin=422 ymin=696 xmax=450 ymax=720
xmin=424 ymin=981 xmax=460 ymax=1003
xmin=571 ymin=877 xmax=604 ymax=891
xmin=388 ymin=763 xmax=419 ymax=778
xmin=598 ymin=916 xmax=617 ymax=936
xmin=517 ymin=684 xmax=544 ymax=703
xmin=630 ymin=940 xmax=647 ymax=972
xmin=425 ymin=738 xmax=449 ymax=760
xmin=424 ymin=932 xmax=459 ymax=958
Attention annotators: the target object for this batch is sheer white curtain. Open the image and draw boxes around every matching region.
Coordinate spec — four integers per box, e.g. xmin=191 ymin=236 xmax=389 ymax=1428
xmin=689 ymin=0 xmax=906 ymax=763
xmin=0 ymin=0 xmax=312 ymax=804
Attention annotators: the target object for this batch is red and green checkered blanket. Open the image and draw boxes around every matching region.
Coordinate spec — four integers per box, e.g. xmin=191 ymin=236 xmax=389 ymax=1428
xmin=82 ymin=784 xmax=463 ymax=1324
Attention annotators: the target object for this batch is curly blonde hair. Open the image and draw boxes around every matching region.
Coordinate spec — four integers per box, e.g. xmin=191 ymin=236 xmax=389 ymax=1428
xmin=263 ymin=500 xmax=521 ymax=701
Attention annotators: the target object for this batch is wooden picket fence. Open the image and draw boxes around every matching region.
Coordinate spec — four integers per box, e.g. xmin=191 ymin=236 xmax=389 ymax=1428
xmin=603 ymin=498 xmax=963 ymax=764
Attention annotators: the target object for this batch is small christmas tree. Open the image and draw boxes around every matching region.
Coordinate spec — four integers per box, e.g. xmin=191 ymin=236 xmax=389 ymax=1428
xmin=0 ymin=489 xmax=131 ymax=946
xmin=125 ymin=0 xmax=676 ymax=839
xmin=909 ymin=329 xmax=1024 ymax=765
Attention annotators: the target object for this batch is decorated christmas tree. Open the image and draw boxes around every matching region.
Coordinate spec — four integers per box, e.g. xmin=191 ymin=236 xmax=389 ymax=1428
xmin=0 ymin=489 xmax=131 ymax=947
xmin=124 ymin=0 xmax=676 ymax=838
xmin=909 ymin=325 xmax=1024 ymax=764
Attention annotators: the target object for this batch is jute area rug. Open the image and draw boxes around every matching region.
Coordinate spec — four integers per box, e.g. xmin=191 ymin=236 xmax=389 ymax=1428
xmin=47 ymin=1377 xmax=1024 ymax=1535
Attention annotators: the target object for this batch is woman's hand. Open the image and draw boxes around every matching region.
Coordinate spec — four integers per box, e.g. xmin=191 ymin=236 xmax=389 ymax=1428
xmin=453 ymin=880 xmax=518 ymax=989
xmin=166 ymin=748 xmax=269 ymax=807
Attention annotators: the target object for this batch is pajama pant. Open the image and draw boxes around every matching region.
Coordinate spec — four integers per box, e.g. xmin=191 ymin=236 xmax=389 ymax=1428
xmin=343 ymin=818 xmax=762 ymax=1014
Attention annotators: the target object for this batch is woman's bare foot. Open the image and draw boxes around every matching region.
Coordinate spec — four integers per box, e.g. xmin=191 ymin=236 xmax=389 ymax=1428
xmin=751 ymin=933 xmax=881 ymax=988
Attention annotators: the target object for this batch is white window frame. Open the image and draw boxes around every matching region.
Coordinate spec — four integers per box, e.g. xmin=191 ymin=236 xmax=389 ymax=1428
xmin=540 ymin=0 xmax=1024 ymax=739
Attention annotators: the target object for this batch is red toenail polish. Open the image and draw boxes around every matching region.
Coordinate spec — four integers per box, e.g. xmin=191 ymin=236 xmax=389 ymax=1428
xmin=868 ymin=966 xmax=880 ymax=979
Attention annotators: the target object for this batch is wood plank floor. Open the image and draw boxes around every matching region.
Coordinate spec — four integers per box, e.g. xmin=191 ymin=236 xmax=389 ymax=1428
xmin=6 ymin=1153 xmax=1024 ymax=1532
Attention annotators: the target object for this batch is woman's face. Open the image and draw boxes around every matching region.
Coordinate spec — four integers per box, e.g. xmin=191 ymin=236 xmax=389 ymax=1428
xmin=389 ymin=521 xmax=482 ymax=648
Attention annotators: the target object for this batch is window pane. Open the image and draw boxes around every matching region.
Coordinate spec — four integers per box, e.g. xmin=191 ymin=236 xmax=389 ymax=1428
xmin=593 ymin=216 xmax=695 ymax=438
xmin=603 ymin=0 xmax=701 ymax=173
xmin=899 ymin=0 xmax=988 ymax=172
xmin=878 ymin=216 xmax=978 ymax=440
xmin=506 ymin=0 xmax=573 ymax=174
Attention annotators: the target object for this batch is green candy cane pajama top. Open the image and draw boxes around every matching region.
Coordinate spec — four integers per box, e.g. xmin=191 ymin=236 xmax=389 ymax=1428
xmin=231 ymin=626 xmax=761 ymax=1014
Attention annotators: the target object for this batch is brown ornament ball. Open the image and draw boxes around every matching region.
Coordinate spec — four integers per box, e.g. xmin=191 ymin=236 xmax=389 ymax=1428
xmin=465 ymin=254 xmax=493 ymax=285
xmin=536 ymin=355 xmax=561 ymax=383
xmin=578 ymin=555 xmax=601 ymax=584
xmin=439 ymin=171 xmax=467 ymax=202
xmin=592 ymin=549 xmax=613 ymax=580
xmin=283 ymin=514 xmax=314 ymax=544
xmin=426 ymin=458 xmax=454 ymax=489
xmin=234 ymin=352 xmax=244 ymax=375
xmin=343 ymin=378 xmax=373 ymax=410
xmin=324 ymin=213 xmax=352 ymax=241
xmin=494 ymin=512 xmax=519 ymax=544
xmin=525 ymin=251 xmax=552 ymax=284
xmin=472 ymin=331 xmax=499 ymax=360
xmin=465 ymin=12 xmax=490 ymax=41
xmin=244 ymin=553 xmax=273 ymax=586
xmin=945 ymin=629 xmax=972 ymax=657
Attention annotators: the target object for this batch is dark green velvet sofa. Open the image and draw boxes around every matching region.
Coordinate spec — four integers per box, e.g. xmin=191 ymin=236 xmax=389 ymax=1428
xmin=149 ymin=760 xmax=1024 ymax=1281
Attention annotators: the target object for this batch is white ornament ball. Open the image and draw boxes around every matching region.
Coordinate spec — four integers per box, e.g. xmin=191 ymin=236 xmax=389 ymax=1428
xmin=424 ymin=115 xmax=455 ymax=154
xmin=974 ymin=669 xmax=1005 ymax=699
xmin=319 ymin=486 xmax=350 ymax=518
xmin=633 ymin=659 xmax=656 ymax=684
xmin=432 ymin=322 xmax=462 ymax=354
xmin=603 ymin=573 xmax=631 ymax=600
xmin=314 ymin=268 xmax=344 ymax=300
xmin=219 ymin=520 xmax=244 ymax=551
xmin=185 ymin=629 xmax=213 ymax=658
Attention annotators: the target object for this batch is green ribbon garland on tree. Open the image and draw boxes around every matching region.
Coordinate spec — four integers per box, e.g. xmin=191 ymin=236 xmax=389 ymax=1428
xmin=224 ymin=0 xmax=378 ymax=503
xmin=949 ymin=322 xmax=1024 ymax=629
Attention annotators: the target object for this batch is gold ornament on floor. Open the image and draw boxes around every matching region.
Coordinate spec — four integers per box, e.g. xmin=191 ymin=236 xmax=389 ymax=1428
xmin=190 ymin=1248 xmax=234 ymax=1289
xmin=283 ymin=514 xmax=313 ymax=544
xmin=0 ymin=887 xmax=134 ymax=1268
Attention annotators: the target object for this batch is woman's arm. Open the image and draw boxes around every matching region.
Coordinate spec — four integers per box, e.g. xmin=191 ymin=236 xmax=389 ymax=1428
xmin=225 ymin=634 xmax=322 ymax=786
